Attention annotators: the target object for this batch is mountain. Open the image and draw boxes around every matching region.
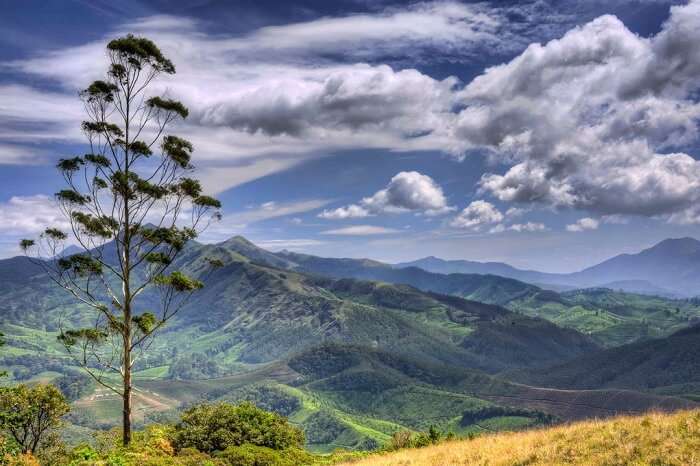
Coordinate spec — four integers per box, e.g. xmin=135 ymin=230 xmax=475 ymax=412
xmin=394 ymin=256 xmax=559 ymax=287
xmin=137 ymin=343 xmax=695 ymax=452
xmin=2 ymin=235 xmax=697 ymax=451
xmin=508 ymin=324 xmax=700 ymax=398
xmin=566 ymin=238 xmax=700 ymax=296
xmin=0 ymin=236 xmax=598 ymax=374
xmin=395 ymin=237 xmax=700 ymax=297
xmin=273 ymin=249 xmax=700 ymax=348
xmin=276 ymin=251 xmax=542 ymax=306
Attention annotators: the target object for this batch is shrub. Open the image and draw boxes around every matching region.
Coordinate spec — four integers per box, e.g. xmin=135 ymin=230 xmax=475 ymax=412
xmin=215 ymin=444 xmax=313 ymax=466
xmin=386 ymin=426 xmax=450 ymax=451
xmin=171 ymin=402 xmax=304 ymax=453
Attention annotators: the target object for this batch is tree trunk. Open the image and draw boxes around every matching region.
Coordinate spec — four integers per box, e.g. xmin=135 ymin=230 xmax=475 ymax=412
xmin=122 ymin=335 xmax=132 ymax=445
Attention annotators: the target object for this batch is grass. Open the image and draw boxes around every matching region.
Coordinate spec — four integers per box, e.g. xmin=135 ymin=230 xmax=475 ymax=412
xmin=336 ymin=409 xmax=700 ymax=466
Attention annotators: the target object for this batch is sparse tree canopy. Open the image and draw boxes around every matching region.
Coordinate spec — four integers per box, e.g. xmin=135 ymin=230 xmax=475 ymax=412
xmin=20 ymin=34 xmax=222 ymax=445
xmin=0 ymin=384 xmax=70 ymax=454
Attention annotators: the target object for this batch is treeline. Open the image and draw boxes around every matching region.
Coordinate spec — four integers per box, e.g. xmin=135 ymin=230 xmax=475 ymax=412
xmin=460 ymin=406 xmax=556 ymax=427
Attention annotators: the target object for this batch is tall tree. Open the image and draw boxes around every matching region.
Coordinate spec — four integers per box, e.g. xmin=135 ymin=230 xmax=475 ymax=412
xmin=20 ymin=35 xmax=221 ymax=445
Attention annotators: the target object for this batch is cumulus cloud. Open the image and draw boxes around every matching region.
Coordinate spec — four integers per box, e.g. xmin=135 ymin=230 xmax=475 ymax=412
xmin=450 ymin=200 xmax=504 ymax=230
xmin=456 ymin=1 xmax=700 ymax=222
xmin=320 ymin=225 xmax=400 ymax=235
xmin=566 ymin=217 xmax=600 ymax=232
xmin=1 ymin=4 xmax=493 ymax=191
xmin=320 ymin=171 xmax=452 ymax=219
xmin=319 ymin=204 xmax=372 ymax=220
xmin=4 ymin=0 xmax=700 ymax=223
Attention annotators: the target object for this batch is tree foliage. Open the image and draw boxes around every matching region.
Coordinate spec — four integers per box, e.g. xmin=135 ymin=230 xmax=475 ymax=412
xmin=0 ymin=384 xmax=70 ymax=454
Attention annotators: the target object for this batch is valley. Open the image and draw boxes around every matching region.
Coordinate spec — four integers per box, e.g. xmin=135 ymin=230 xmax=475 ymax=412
xmin=2 ymin=236 xmax=700 ymax=452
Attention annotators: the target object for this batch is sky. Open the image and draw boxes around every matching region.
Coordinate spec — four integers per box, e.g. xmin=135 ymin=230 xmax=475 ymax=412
xmin=1 ymin=0 xmax=700 ymax=272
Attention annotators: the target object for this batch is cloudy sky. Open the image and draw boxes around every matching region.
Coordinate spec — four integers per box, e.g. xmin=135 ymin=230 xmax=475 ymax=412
xmin=1 ymin=0 xmax=700 ymax=272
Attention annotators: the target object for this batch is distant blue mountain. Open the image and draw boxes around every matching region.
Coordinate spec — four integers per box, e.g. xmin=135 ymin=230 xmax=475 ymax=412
xmin=396 ymin=238 xmax=700 ymax=297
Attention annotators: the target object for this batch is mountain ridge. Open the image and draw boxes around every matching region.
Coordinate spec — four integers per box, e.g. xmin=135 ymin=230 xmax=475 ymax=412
xmin=395 ymin=237 xmax=700 ymax=297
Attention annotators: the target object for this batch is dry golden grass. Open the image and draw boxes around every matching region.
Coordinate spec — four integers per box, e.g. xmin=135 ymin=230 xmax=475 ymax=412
xmin=338 ymin=409 xmax=700 ymax=466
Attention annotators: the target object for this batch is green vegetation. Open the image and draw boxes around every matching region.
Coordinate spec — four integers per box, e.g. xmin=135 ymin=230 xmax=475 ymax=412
xmin=279 ymin=249 xmax=700 ymax=348
xmin=0 ymin=399 xmax=363 ymax=466
xmin=2 ymin=236 xmax=699 ymax=454
xmin=509 ymin=287 xmax=700 ymax=346
xmin=509 ymin=324 xmax=700 ymax=396
xmin=172 ymin=402 xmax=304 ymax=453
xmin=0 ymin=384 xmax=69 ymax=454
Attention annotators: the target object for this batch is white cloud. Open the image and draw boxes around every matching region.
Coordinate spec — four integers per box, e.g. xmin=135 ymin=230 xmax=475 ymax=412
xmin=457 ymin=2 xmax=700 ymax=222
xmin=320 ymin=171 xmax=452 ymax=219
xmin=509 ymin=222 xmax=548 ymax=232
xmin=3 ymin=0 xmax=700 ymax=224
xmin=230 ymin=2 xmax=501 ymax=61
xmin=320 ymin=225 xmax=401 ymax=236
xmin=319 ymin=204 xmax=372 ymax=220
xmin=450 ymin=200 xmax=503 ymax=230
xmin=1 ymin=5 xmax=485 ymax=190
xmin=202 ymin=199 xmax=330 ymax=241
xmin=0 ymin=195 xmax=68 ymax=235
xmin=566 ymin=217 xmax=600 ymax=232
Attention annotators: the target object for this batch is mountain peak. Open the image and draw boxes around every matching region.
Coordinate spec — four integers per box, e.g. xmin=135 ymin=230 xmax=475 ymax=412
xmin=223 ymin=235 xmax=257 ymax=247
xmin=645 ymin=237 xmax=700 ymax=255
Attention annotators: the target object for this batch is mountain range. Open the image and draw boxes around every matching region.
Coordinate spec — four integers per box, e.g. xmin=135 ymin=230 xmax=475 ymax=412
xmin=1 ymin=235 xmax=700 ymax=450
xmin=396 ymin=237 xmax=700 ymax=297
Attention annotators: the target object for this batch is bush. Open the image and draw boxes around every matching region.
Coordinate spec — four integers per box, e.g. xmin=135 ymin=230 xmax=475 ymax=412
xmin=215 ymin=444 xmax=313 ymax=466
xmin=172 ymin=402 xmax=304 ymax=453
xmin=386 ymin=425 xmax=451 ymax=451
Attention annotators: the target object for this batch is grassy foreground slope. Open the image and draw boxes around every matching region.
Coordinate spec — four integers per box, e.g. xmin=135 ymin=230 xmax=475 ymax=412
xmin=338 ymin=409 xmax=700 ymax=466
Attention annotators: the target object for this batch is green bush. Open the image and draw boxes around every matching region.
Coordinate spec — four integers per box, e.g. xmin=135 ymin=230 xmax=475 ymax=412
xmin=215 ymin=444 xmax=313 ymax=466
xmin=172 ymin=402 xmax=304 ymax=454
xmin=386 ymin=425 xmax=451 ymax=451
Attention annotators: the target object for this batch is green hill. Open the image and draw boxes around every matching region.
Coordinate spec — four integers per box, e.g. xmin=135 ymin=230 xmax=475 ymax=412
xmin=272 ymin=250 xmax=700 ymax=347
xmin=1 ymin=236 xmax=698 ymax=452
xmin=137 ymin=343 xmax=695 ymax=452
xmin=508 ymin=324 xmax=700 ymax=400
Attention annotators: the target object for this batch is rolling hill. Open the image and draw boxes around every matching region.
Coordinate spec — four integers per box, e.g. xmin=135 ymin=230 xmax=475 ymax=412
xmin=272 ymin=247 xmax=700 ymax=347
xmin=508 ymin=324 xmax=700 ymax=400
xmin=1 ymin=235 xmax=698 ymax=451
xmin=0 ymin=237 xmax=598 ymax=374
xmin=138 ymin=343 xmax=696 ymax=452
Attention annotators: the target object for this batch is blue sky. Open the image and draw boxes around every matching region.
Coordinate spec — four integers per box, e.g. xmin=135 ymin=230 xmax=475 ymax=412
xmin=1 ymin=0 xmax=700 ymax=272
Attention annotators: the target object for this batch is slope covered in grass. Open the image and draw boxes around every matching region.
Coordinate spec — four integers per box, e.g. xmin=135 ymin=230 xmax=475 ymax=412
xmin=337 ymin=409 xmax=700 ymax=466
